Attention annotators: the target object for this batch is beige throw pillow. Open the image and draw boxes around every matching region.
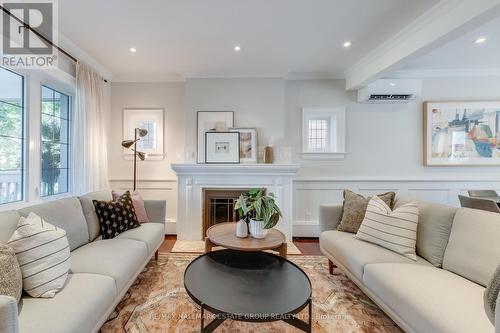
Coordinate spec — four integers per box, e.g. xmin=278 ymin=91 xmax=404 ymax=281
xmin=355 ymin=196 xmax=419 ymax=260
xmin=8 ymin=212 xmax=70 ymax=298
xmin=0 ymin=243 xmax=22 ymax=302
xmin=337 ymin=190 xmax=396 ymax=233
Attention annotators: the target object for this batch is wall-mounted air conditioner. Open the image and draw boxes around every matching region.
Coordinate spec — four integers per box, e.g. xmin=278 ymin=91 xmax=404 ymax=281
xmin=357 ymin=79 xmax=422 ymax=104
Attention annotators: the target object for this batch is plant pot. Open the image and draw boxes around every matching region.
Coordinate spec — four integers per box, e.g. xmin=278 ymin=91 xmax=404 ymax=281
xmin=236 ymin=219 xmax=248 ymax=238
xmin=249 ymin=219 xmax=268 ymax=239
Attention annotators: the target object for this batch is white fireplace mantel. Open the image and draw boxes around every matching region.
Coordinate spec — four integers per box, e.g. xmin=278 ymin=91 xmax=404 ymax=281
xmin=171 ymin=163 xmax=300 ymax=241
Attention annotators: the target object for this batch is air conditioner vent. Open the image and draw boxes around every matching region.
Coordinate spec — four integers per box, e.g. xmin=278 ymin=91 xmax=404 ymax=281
xmin=369 ymin=94 xmax=413 ymax=100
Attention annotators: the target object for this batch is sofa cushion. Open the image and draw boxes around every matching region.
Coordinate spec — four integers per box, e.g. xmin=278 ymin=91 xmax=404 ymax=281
xmin=70 ymin=238 xmax=147 ymax=292
xmin=115 ymin=222 xmax=164 ymax=256
xmin=18 ymin=273 xmax=116 ymax=333
xmin=320 ymin=230 xmax=431 ymax=281
xmin=18 ymin=197 xmax=89 ymax=251
xmin=337 ymin=190 xmax=395 ymax=233
xmin=0 ymin=210 xmax=21 ymax=244
xmin=395 ymin=197 xmax=457 ymax=267
xmin=0 ymin=243 xmax=22 ymax=302
xmin=443 ymin=208 xmax=500 ymax=287
xmin=8 ymin=213 xmax=70 ymax=298
xmin=363 ymin=263 xmax=494 ymax=333
xmin=355 ymin=197 xmax=419 ymax=260
xmin=79 ymin=189 xmax=112 ymax=241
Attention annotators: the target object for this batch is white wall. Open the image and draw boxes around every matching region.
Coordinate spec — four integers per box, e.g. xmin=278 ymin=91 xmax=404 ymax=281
xmin=108 ymin=82 xmax=185 ymax=230
xmin=184 ymin=78 xmax=285 ymax=161
xmin=109 ymin=77 xmax=500 ymax=236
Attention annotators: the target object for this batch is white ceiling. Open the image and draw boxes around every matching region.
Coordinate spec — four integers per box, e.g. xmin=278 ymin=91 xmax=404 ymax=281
xmin=399 ymin=15 xmax=500 ymax=73
xmin=58 ymin=0 xmax=438 ymax=81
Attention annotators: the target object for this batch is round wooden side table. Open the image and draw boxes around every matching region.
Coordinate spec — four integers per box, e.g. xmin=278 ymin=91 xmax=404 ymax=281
xmin=205 ymin=222 xmax=287 ymax=258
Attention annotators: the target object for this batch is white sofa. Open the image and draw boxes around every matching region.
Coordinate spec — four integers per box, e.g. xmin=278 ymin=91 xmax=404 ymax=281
xmin=319 ymin=198 xmax=500 ymax=333
xmin=0 ymin=190 xmax=166 ymax=333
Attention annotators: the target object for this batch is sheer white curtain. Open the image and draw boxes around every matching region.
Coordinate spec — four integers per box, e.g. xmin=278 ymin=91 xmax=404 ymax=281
xmin=71 ymin=62 xmax=109 ymax=195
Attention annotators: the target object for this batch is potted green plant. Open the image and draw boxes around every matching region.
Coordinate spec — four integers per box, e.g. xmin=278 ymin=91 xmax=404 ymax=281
xmin=234 ymin=188 xmax=282 ymax=239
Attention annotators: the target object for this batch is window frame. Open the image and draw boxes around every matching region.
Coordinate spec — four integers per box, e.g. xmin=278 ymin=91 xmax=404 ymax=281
xmin=0 ymin=66 xmax=26 ymax=205
xmin=0 ymin=67 xmax=75 ymax=210
xmin=301 ymin=107 xmax=347 ymax=160
xmin=39 ymin=84 xmax=72 ymax=198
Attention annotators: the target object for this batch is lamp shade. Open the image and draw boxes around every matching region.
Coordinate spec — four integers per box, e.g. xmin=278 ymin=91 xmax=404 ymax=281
xmin=136 ymin=151 xmax=147 ymax=161
xmin=137 ymin=128 xmax=148 ymax=137
xmin=121 ymin=140 xmax=135 ymax=148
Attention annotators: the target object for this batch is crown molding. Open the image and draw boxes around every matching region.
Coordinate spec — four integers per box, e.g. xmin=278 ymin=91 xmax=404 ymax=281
xmin=344 ymin=0 xmax=500 ymax=90
xmin=390 ymin=68 xmax=500 ymax=78
xmin=111 ymin=73 xmax=185 ymax=83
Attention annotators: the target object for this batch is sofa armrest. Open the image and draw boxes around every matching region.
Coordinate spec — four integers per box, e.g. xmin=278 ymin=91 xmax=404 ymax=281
xmin=319 ymin=204 xmax=343 ymax=232
xmin=0 ymin=295 xmax=18 ymax=333
xmin=144 ymin=200 xmax=166 ymax=224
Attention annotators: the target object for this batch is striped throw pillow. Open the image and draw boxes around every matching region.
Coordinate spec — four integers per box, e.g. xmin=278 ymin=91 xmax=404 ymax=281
xmin=355 ymin=196 xmax=419 ymax=260
xmin=7 ymin=212 xmax=70 ymax=298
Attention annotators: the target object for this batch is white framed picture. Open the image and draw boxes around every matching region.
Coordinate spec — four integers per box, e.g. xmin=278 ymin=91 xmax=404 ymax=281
xmin=205 ymin=131 xmax=240 ymax=164
xmin=197 ymin=111 xmax=234 ymax=163
xmin=229 ymin=127 xmax=258 ymax=163
xmin=123 ymin=108 xmax=164 ymax=160
xmin=424 ymin=101 xmax=500 ymax=166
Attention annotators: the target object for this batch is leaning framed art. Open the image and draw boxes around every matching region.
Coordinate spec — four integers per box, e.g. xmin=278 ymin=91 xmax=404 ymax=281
xmin=229 ymin=127 xmax=258 ymax=163
xmin=197 ymin=111 xmax=234 ymax=163
xmin=424 ymin=101 xmax=500 ymax=166
xmin=205 ymin=131 xmax=240 ymax=164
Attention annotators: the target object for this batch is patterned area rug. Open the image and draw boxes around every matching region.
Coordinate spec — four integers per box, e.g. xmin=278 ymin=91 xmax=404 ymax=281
xmin=171 ymin=240 xmax=302 ymax=255
xmin=100 ymin=253 xmax=402 ymax=333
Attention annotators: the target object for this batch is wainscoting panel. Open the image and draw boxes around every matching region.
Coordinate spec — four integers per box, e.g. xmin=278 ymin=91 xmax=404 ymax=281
xmin=110 ymin=178 xmax=500 ymax=237
xmin=292 ymin=178 xmax=500 ymax=237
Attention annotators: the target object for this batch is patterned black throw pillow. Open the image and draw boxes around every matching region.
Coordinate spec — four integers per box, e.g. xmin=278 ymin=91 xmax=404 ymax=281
xmin=93 ymin=191 xmax=140 ymax=239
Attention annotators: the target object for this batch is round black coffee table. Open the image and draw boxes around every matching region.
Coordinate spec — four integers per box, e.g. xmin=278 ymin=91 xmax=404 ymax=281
xmin=184 ymin=249 xmax=312 ymax=333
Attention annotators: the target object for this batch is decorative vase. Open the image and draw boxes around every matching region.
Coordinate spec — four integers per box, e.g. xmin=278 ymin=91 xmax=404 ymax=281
xmin=249 ymin=219 xmax=268 ymax=239
xmin=236 ymin=219 xmax=248 ymax=238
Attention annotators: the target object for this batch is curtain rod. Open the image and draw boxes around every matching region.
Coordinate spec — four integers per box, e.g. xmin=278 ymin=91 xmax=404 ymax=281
xmin=0 ymin=5 xmax=108 ymax=82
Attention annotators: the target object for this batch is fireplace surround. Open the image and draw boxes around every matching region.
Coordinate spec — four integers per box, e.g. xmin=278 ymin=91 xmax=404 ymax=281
xmin=171 ymin=164 xmax=300 ymax=241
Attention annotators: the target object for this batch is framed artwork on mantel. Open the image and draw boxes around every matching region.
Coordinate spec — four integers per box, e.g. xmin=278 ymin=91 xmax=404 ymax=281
xmin=229 ymin=127 xmax=258 ymax=163
xmin=197 ymin=111 xmax=234 ymax=163
xmin=205 ymin=131 xmax=240 ymax=164
xmin=123 ymin=108 xmax=165 ymax=160
xmin=424 ymin=101 xmax=500 ymax=166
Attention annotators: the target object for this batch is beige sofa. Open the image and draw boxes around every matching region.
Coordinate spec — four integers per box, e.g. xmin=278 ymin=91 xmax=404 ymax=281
xmin=0 ymin=190 xmax=166 ymax=333
xmin=319 ymin=198 xmax=500 ymax=333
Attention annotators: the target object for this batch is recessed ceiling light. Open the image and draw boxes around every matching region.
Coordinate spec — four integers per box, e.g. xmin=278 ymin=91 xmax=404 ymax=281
xmin=389 ymin=82 xmax=396 ymax=87
xmin=129 ymin=47 xmax=137 ymax=53
xmin=234 ymin=45 xmax=241 ymax=51
xmin=474 ymin=37 xmax=487 ymax=45
xmin=343 ymin=41 xmax=352 ymax=48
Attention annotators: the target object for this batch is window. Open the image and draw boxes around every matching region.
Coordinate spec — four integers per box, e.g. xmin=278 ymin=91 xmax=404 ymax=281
xmin=40 ymin=85 xmax=71 ymax=197
xmin=308 ymin=118 xmax=329 ymax=151
xmin=302 ymin=107 xmax=346 ymax=159
xmin=0 ymin=67 xmax=24 ymax=204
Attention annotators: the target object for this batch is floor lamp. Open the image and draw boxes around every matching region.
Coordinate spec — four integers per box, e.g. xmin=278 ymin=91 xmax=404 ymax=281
xmin=121 ymin=128 xmax=148 ymax=191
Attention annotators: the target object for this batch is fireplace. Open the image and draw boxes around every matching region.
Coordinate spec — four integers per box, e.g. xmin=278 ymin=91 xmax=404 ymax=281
xmin=171 ymin=163 xmax=299 ymax=241
xmin=202 ymin=189 xmax=249 ymax=236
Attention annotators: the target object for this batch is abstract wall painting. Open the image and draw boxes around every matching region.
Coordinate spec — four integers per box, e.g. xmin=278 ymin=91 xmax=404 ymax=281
xmin=424 ymin=101 xmax=500 ymax=166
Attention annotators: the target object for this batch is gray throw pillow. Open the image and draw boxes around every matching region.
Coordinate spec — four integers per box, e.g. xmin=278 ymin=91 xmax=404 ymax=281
xmin=0 ymin=243 xmax=22 ymax=302
xmin=484 ymin=263 xmax=500 ymax=324
xmin=337 ymin=190 xmax=396 ymax=233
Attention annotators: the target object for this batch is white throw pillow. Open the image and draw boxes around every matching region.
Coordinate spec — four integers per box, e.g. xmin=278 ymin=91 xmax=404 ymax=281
xmin=7 ymin=212 xmax=70 ymax=298
xmin=355 ymin=196 xmax=419 ymax=260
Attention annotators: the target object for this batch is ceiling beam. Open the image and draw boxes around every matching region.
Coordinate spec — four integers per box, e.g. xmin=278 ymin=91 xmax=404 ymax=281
xmin=344 ymin=0 xmax=500 ymax=90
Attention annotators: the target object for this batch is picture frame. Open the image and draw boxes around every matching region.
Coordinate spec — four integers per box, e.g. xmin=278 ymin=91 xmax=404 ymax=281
xmin=197 ymin=111 xmax=234 ymax=163
xmin=229 ymin=127 xmax=258 ymax=163
xmin=205 ymin=131 xmax=240 ymax=164
xmin=424 ymin=101 xmax=500 ymax=166
xmin=123 ymin=108 xmax=165 ymax=160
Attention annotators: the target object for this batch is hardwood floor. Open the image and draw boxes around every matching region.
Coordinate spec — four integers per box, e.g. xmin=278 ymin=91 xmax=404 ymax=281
xmin=158 ymin=235 xmax=322 ymax=255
